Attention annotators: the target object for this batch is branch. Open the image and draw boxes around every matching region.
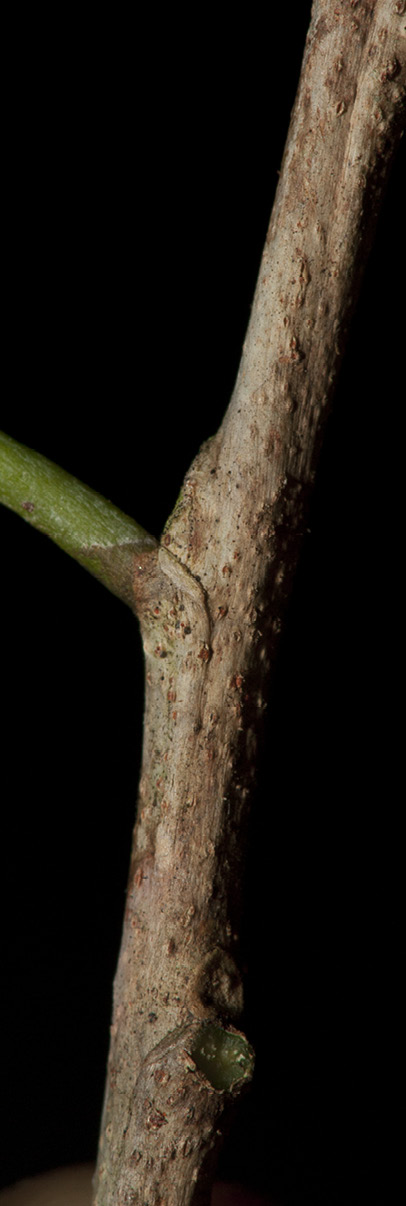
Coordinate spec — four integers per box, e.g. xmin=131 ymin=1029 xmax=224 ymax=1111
xmin=93 ymin=3 xmax=405 ymax=1203
xmin=0 ymin=430 xmax=157 ymax=608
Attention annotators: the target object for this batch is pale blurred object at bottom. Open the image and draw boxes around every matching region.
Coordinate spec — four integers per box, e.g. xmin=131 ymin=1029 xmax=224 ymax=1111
xmin=0 ymin=1165 xmax=276 ymax=1205
xmin=0 ymin=1165 xmax=94 ymax=1206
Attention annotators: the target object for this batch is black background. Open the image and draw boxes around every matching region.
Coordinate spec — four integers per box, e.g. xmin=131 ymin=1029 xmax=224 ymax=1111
xmin=1 ymin=8 xmax=404 ymax=1203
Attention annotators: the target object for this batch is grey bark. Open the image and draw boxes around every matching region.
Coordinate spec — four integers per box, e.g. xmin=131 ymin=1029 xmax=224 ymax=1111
xmin=94 ymin=3 xmax=405 ymax=1203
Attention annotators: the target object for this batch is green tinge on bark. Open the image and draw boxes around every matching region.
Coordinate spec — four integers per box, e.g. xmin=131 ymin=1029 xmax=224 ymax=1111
xmin=191 ymin=1024 xmax=255 ymax=1092
xmin=0 ymin=431 xmax=157 ymax=606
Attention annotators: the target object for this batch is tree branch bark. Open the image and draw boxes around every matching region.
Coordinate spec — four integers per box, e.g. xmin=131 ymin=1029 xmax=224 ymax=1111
xmin=94 ymin=3 xmax=405 ymax=1202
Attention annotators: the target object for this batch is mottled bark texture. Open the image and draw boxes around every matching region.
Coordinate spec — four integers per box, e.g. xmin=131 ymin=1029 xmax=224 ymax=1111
xmin=94 ymin=3 xmax=405 ymax=1203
